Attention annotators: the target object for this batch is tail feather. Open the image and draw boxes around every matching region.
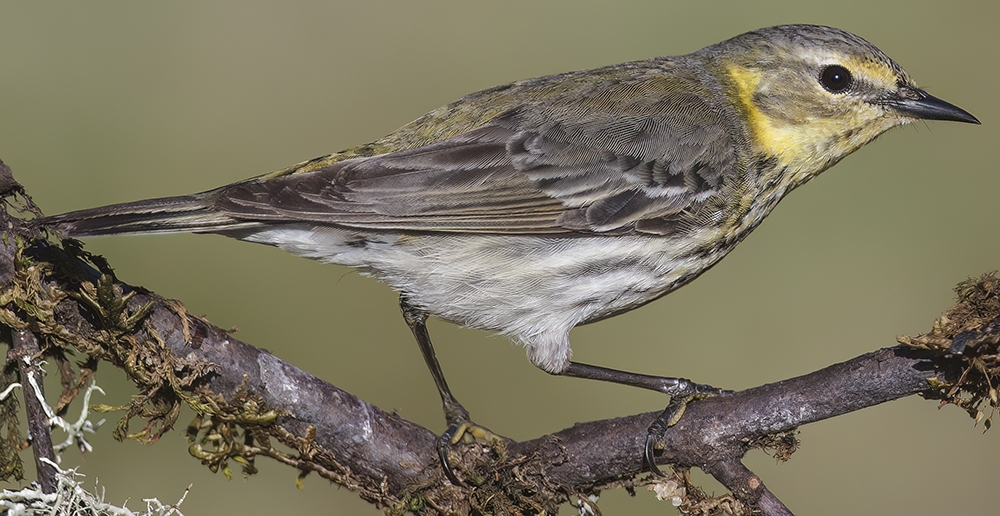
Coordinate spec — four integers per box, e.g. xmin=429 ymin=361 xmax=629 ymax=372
xmin=36 ymin=194 xmax=252 ymax=237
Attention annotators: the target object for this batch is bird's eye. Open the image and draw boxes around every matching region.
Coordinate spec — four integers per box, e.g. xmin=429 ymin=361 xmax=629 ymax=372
xmin=819 ymin=65 xmax=852 ymax=93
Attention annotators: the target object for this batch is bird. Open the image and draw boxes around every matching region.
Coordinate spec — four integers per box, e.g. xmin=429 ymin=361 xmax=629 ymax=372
xmin=37 ymin=24 xmax=979 ymax=480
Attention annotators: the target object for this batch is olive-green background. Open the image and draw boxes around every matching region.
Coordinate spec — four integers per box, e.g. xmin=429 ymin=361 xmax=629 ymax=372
xmin=1 ymin=1 xmax=997 ymax=514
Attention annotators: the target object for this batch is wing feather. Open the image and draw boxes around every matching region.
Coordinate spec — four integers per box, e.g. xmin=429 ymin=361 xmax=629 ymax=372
xmin=214 ymin=72 xmax=744 ymax=235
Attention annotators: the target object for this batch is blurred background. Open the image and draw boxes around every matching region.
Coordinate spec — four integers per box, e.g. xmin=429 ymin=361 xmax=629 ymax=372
xmin=1 ymin=1 xmax=997 ymax=514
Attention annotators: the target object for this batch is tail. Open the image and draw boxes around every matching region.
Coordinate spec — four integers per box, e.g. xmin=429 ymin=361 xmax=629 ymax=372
xmin=36 ymin=193 xmax=252 ymax=237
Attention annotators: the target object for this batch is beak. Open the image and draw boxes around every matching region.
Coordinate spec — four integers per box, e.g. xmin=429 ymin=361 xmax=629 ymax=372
xmin=888 ymin=87 xmax=980 ymax=124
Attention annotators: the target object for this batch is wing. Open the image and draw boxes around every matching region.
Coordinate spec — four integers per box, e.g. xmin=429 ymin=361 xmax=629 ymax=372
xmin=214 ymin=72 xmax=745 ymax=235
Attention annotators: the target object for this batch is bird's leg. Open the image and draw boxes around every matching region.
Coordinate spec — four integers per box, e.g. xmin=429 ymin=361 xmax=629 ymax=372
xmin=400 ymin=296 xmax=468 ymax=424
xmin=399 ymin=296 xmax=500 ymax=484
xmin=559 ymin=362 xmax=725 ymax=396
xmin=556 ymin=361 xmax=731 ymax=475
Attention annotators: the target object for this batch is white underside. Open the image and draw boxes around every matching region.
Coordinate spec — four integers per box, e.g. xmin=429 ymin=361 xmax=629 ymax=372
xmin=239 ymin=225 xmax=724 ymax=373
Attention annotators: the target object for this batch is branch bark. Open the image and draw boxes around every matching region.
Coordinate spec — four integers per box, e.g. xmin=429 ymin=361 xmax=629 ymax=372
xmin=0 ymin=165 xmax=58 ymax=492
xmin=7 ymin=329 xmax=57 ymax=493
xmin=0 ymin=163 xmax=991 ymax=516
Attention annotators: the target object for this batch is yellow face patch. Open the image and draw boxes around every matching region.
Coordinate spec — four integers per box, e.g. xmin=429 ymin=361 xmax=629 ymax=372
xmin=724 ymin=62 xmax=895 ymax=185
xmin=725 ymin=64 xmax=822 ymax=169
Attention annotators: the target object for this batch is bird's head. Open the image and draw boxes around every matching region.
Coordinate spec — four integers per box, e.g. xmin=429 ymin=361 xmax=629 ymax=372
xmin=707 ymin=24 xmax=978 ymax=185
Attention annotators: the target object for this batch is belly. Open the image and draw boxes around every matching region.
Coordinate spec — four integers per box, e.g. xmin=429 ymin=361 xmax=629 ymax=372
xmin=236 ymin=224 xmax=729 ymax=341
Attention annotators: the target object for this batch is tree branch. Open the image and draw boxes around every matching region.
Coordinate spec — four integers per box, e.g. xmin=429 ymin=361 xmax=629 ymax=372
xmin=0 ymin=161 xmax=995 ymax=515
xmin=6 ymin=329 xmax=57 ymax=493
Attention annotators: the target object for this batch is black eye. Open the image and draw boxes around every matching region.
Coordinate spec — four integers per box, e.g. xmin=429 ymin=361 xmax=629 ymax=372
xmin=820 ymin=65 xmax=852 ymax=93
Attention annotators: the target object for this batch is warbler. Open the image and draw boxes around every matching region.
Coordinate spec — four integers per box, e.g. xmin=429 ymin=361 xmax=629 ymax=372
xmin=39 ymin=24 xmax=977 ymax=477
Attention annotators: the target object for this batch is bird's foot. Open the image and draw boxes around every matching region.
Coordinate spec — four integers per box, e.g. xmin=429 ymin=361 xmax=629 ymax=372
xmin=437 ymin=419 xmax=506 ymax=485
xmin=644 ymin=386 xmax=732 ymax=477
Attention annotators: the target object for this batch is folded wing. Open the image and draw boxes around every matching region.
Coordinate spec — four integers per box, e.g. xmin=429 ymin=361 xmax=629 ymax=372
xmin=216 ymin=74 xmax=743 ymax=236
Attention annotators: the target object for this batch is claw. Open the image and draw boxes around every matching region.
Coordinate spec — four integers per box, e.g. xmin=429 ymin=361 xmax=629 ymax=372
xmin=643 ymin=389 xmax=731 ymax=475
xmin=437 ymin=423 xmax=465 ymax=485
xmin=435 ymin=420 xmax=504 ymax=485
xmin=644 ymin=431 xmax=666 ymax=478
xmin=643 ymin=397 xmax=685 ymax=475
